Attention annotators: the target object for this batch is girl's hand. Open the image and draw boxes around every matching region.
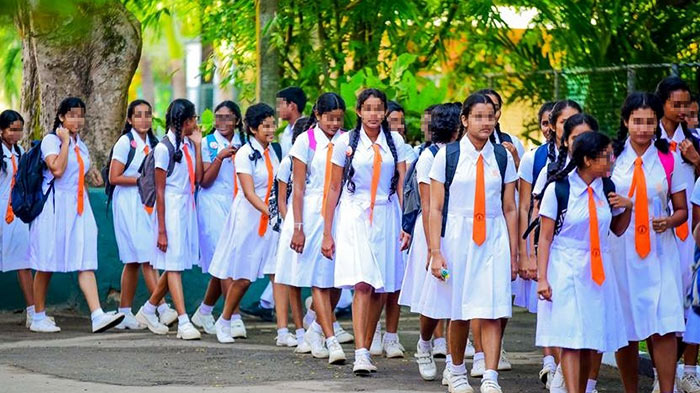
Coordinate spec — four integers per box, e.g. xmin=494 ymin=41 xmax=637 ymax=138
xmin=510 ymin=255 xmax=518 ymax=281
xmin=321 ymin=234 xmax=335 ymax=259
xmin=680 ymin=139 xmax=700 ymax=166
xmin=518 ymin=252 xmax=537 ymax=280
xmin=537 ymin=278 xmax=552 ymax=301
xmin=217 ymin=145 xmax=236 ymax=160
xmin=56 ymin=127 xmax=70 ymax=143
xmin=400 ymin=231 xmax=411 ymax=251
xmin=607 ymin=192 xmax=633 ymax=210
xmin=502 ymin=142 xmax=520 ymax=163
xmin=652 ymin=217 xmax=669 ymax=233
xmin=430 ymin=252 xmax=448 ymax=281
xmin=190 ymin=127 xmax=203 ymax=145
xmin=157 ymin=231 xmax=168 ymax=252
xmin=290 ymin=227 xmax=306 ymax=254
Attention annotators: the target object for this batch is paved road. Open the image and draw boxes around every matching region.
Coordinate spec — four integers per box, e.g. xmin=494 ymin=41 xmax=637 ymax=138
xmin=0 ymin=308 xmax=648 ymax=392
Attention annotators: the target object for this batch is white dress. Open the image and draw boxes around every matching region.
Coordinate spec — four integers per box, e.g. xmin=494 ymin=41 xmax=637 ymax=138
xmin=684 ymin=178 xmax=700 ymax=344
xmin=398 ymin=144 xmax=442 ymax=309
xmin=331 ymin=128 xmax=407 ymax=293
xmin=262 ymin=155 xmax=289 ymax=276
xmin=208 ymin=138 xmax=280 ymax=281
xmin=150 ymin=131 xmax=199 ymax=272
xmin=0 ymin=143 xmax=30 ymax=272
xmin=609 ymin=140 xmax=686 ymax=341
xmin=416 ymin=138 xmax=516 ymax=321
xmin=30 ymin=134 xmax=98 ymax=272
xmin=196 ymin=130 xmax=242 ymax=273
xmin=111 ymin=130 xmax=155 ymax=264
xmin=275 ymin=127 xmax=341 ymax=288
xmin=535 ymin=171 xmax=628 ymax=351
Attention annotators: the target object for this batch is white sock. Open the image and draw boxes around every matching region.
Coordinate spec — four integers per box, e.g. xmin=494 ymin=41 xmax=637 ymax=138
xmin=375 ymin=321 xmax=382 ymax=333
xmin=296 ymin=328 xmax=305 ymax=344
xmin=143 ymin=301 xmax=157 ymax=315
xmin=157 ymin=303 xmax=169 ymax=315
xmin=474 ymin=352 xmax=485 ymax=362
xmin=219 ymin=317 xmax=231 ymax=327
xmin=446 ymin=354 xmax=453 ymax=368
xmin=653 ymin=367 xmax=659 ymax=380
xmin=231 ymin=313 xmax=242 ymax=321
xmin=325 ymin=336 xmax=337 ymax=347
xmin=332 ymin=321 xmax=341 ymax=331
xmin=585 ymin=379 xmax=597 ymax=393
xmin=434 ymin=337 xmax=446 ymax=347
xmin=355 ymin=348 xmax=369 ymax=359
xmin=90 ymin=308 xmax=105 ymax=323
xmin=118 ymin=307 xmax=132 ymax=315
xmin=303 ymin=309 xmax=316 ymax=327
xmin=383 ymin=332 xmax=398 ymax=343
xmin=177 ymin=314 xmax=190 ymax=325
xmin=310 ymin=321 xmax=323 ymax=334
xmin=483 ymin=369 xmax=498 ymax=382
xmin=199 ymin=303 xmax=213 ymax=315
xmin=417 ymin=338 xmax=432 ymax=353
xmin=543 ymin=355 xmax=556 ymax=369
xmin=450 ymin=362 xmax=467 ymax=375
xmin=33 ymin=311 xmax=46 ymax=323
xmin=26 ymin=305 xmax=35 ymax=316
xmin=277 ymin=327 xmax=289 ymax=337
xmin=685 ymin=365 xmax=697 ymax=376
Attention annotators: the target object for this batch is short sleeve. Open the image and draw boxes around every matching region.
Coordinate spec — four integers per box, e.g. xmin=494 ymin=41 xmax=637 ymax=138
xmin=201 ymin=138 xmax=213 ymax=164
xmin=503 ymin=150 xmax=518 ymax=184
xmin=518 ymin=150 xmax=535 ymax=184
xmin=289 ymin=133 xmax=310 ymax=164
xmin=111 ymin=135 xmax=131 ymax=164
xmin=41 ymin=134 xmax=61 ymax=159
xmin=691 ymin=178 xmax=700 ymax=206
xmin=538 ymin=182 xmax=558 ymax=220
xmin=391 ymin=132 xmax=408 ymax=163
xmin=415 ymin=149 xmax=436 ymax=185
xmin=533 ymin=169 xmax=548 ymax=196
xmin=331 ymin=133 xmax=350 ymax=167
xmin=235 ymin=145 xmax=254 ymax=175
xmin=512 ymin=135 xmax=526 ymax=158
xmin=670 ymin=156 xmax=687 ymax=194
xmin=276 ymin=157 xmax=293 ymax=183
xmin=429 ymin=147 xmax=447 ymax=183
xmin=403 ymin=142 xmax=418 ymax=164
xmin=153 ymin=143 xmax=170 ymax=171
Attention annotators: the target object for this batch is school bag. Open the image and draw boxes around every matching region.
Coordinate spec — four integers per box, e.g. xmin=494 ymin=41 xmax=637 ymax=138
xmin=402 ymin=144 xmax=439 ymax=235
xmin=11 ymin=140 xmax=53 ymax=223
xmin=101 ymin=132 xmax=158 ymax=206
xmin=255 ymin=142 xmax=283 ymax=232
xmin=136 ymin=138 xmax=178 ymax=209
xmin=440 ymin=142 xmax=508 ymax=237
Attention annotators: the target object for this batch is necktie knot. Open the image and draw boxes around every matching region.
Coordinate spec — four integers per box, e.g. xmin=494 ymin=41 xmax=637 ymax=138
xmin=634 ymin=157 xmax=643 ymax=167
xmin=670 ymin=141 xmax=678 ymax=152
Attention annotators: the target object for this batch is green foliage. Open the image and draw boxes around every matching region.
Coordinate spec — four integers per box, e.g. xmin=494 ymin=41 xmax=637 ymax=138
xmin=200 ymin=108 xmax=214 ymax=135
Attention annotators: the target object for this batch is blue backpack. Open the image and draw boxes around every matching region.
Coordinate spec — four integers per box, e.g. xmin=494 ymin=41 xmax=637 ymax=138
xmin=11 ymin=140 xmax=54 ymax=223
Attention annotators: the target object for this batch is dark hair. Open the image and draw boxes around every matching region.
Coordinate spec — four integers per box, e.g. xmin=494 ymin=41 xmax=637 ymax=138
xmin=342 ymin=88 xmax=399 ymax=197
xmin=0 ymin=110 xmax=23 ymax=174
xmin=165 ymin=98 xmax=196 ymax=163
xmin=614 ymin=92 xmax=667 ymax=157
xmin=387 ymin=101 xmax=404 ymax=115
xmin=543 ymin=99 xmax=582 ymax=163
xmin=122 ymin=99 xmax=157 ymax=148
xmin=547 ymin=113 xmax=600 ymax=180
xmin=244 ymin=103 xmax=275 ymax=136
xmin=292 ymin=116 xmax=309 ymax=145
xmin=424 ymin=104 xmax=438 ymax=114
xmin=429 ymin=103 xmax=461 ymax=144
xmin=302 ymin=92 xmax=346 ymax=131
xmin=538 ymin=101 xmax=556 ymax=125
xmin=459 ymin=93 xmax=496 ymax=137
xmin=52 ymin=97 xmax=86 ymax=132
xmin=536 ymin=101 xmax=558 ymax=165
xmin=213 ymin=100 xmax=246 ymax=144
xmin=277 ymin=86 xmax=307 ymax=114
xmin=475 ymin=88 xmax=509 ymax=144
xmin=654 ymin=76 xmax=699 ymax=157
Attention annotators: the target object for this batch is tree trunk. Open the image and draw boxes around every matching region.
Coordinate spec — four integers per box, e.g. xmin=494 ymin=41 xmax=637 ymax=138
xmin=140 ymin=54 xmax=156 ymax=107
xmin=16 ymin=0 xmax=141 ymax=186
xmin=256 ymin=0 xmax=280 ymax=107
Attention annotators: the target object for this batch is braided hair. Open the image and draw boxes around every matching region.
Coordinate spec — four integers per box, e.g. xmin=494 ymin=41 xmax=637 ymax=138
xmin=342 ymin=88 xmax=399 ymax=197
xmin=655 ymin=76 xmax=698 ymax=160
xmin=165 ymin=99 xmax=196 ymax=163
xmin=544 ymin=100 xmax=582 ymax=179
xmin=123 ymin=99 xmax=158 ymax=148
xmin=537 ymin=101 xmax=557 ymax=162
xmin=614 ymin=92 xmax=668 ymax=158
xmin=0 ymin=110 xmax=23 ymax=174
xmin=213 ymin=100 xmax=246 ymax=144
xmin=546 ymin=113 xmax=600 ymax=185
xmin=302 ymin=92 xmax=346 ymax=132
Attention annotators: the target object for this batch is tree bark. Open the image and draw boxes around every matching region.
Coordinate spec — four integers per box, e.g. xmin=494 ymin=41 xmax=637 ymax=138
xmin=15 ymin=0 xmax=141 ymax=186
xmin=256 ymin=0 xmax=280 ymax=107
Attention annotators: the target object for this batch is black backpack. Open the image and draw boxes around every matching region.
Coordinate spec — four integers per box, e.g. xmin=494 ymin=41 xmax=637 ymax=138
xmin=253 ymin=142 xmax=283 ymax=232
xmin=402 ymin=143 xmax=439 ymax=235
xmin=11 ymin=140 xmax=54 ymax=223
xmin=101 ymin=132 xmax=158 ymax=206
xmin=440 ymin=142 xmax=508 ymax=237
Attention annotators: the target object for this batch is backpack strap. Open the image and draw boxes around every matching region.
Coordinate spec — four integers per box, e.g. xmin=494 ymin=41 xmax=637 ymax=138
xmin=657 ymin=150 xmax=674 ymax=192
xmin=554 ymin=177 xmax=570 ymax=235
xmin=307 ymin=128 xmax=317 ymax=151
xmin=271 ymin=142 xmax=283 ymax=162
xmin=493 ymin=143 xmax=508 ymax=199
xmin=441 ymin=141 xmax=461 ymax=237
xmin=532 ymin=144 xmax=549 ymax=185
xmin=602 ymin=177 xmax=616 ymax=211
xmin=124 ymin=132 xmax=137 ymax=171
xmin=498 ymin=131 xmax=513 ymax=144
xmin=13 ymin=144 xmax=21 ymax=159
xmin=161 ymin=138 xmax=177 ymax=177
xmin=205 ymin=133 xmax=219 ymax=162
xmin=428 ymin=144 xmax=439 ymax=156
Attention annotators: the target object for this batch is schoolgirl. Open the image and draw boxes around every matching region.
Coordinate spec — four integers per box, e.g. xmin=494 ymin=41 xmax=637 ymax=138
xmin=207 ymin=103 xmax=281 ymax=344
xmin=190 ymin=100 xmax=246 ymax=338
xmin=427 ymin=93 xmax=518 ymax=393
xmin=536 ymin=130 xmax=631 ymax=393
xmin=610 ymin=92 xmax=687 ymax=393
xmin=30 ymin=97 xmax=124 ymax=333
xmin=321 ymin=88 xmax=408 ymax=375
xmin=135 ymin=98 xmax=203 ymax=340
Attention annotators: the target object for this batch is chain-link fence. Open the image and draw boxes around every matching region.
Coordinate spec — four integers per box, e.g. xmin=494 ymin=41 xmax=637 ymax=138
xmin=483 ymin=63 xmax=700 ymax=146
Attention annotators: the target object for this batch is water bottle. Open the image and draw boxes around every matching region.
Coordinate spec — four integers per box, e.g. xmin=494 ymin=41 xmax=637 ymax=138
xmin=440 ymin=268 xmax=450 ymax=281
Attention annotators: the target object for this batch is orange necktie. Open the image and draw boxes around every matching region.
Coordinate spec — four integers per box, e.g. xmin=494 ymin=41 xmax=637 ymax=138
xmin=369 ymin=144 xmax=382 ymax=225
xmin=627 ymin=157 xmax=650 ymax=258
xmin=5 ymin=154 xmax=17 ymax=223
xmin=143 ymin=145 xmax=154 ymax=215
xmin=669 ymin=141 xmax=689 ymax=240
xmin=75 ymin=146 xmax=85 ymax=216
xmin=473 ymin=154 xmax=486 ymax=245
xmin=588 ymin=187 xmax=605 ymax=285
xmin=321 ymin=143 xmax=334 ymax=217
xmin=258 ymin=149 xmax=274 ymax=236
xmin=183 ymin=144 xmax=195 ymax=194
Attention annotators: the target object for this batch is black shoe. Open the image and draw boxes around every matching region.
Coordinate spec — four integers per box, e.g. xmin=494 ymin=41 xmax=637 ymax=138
xmin=240 ymin=301 xmax=275 ymax=322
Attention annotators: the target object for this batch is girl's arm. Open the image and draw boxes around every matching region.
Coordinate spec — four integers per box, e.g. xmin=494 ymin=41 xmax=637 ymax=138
xmin=45 ymin=129 xmax=71 ymax=178
xmin=321 ymin=164 xmax=343 ymax=258
xmin=503 ymin=182 xmax=519 ymax=281
xmin=193 ymin=140 xmax=203 ymax=185
xmin=397 ymin=161 xmax=406 ymax=207
xmin=290 ymin=158 xmax=307 ymax=254
xmin=652 ymin=191 xmax=688 ymax=232
xmin=418 ymin=182 xmax=431 ymax=269
xmin=536 ymin=216 xmax=555 ymax=301
xmin=109 ymin=160 xmax=137 ymax=186
xmin=518 ymin=179 xmax=536 ymax=279
xmin=155 ymin=168 xmax=167 ymax=252
xmin=608 ymin=192 xmax=633 ymax=236
xmin=428 ymin=179 xmax=447 ymax=280
xmin=200 ymin=145 xmax=236 ymax=188
xmin=238 ymin=173 xmax=269 ymax=215
xmin=278 ymin=180 xmax=289 ymax=219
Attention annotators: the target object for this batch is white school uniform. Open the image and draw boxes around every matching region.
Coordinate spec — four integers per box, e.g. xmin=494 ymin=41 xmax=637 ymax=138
xmin=398 ymin=144 xmax=442 ymax=309
xmin=262 ymin=155 xmax=289 ymax=276
xmin=417 ymin=138 xmax=517 ymax=321
xmin=197 ymin=130 xmax=243 ymax=273
xmin=535 ymin=171 xmax=628 ymax=351
xmin=111 ymin=130 xmax=155 ymax=264
xmin=30 ymin=134 xmax=98 ymax=272
xmin=331 ymin=127 xmax=407 ymax=293
xmin=150 ymin=131 xmax=199 ymax=272
xmin=0 ymin=143 xmax=30 ymax=272
xmin=208 ymin=138 xmax=280 ymax=281
xmin=609 ymin=140 xmax=686 ymax=341
xmin=275 ymin=127 xmax=342 ymax=288
xmin=684 ymin=178 xmax=700 ymax=344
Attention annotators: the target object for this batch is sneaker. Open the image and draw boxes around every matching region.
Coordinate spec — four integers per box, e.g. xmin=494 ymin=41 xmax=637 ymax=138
xmin=135 ymin=307 xmax=169 ymax=335
xmin=433 ymin=339 xmax=447 ymax=358
xmin=158 ymin=304 xmax=178 ymax=326
xmin=176 ymin=321 xmax=202 ymax=340
xmin=302 ymin=329 xmax=328 ymax=358
xmin=92 ymin=312 xmax=125 ymax=333
xmin=215 ymin=318 xmax=234 ymax=344
xmin=465 ymin=338 xmax=475 ymax=358
xmin=550 ymin=364 xmax=567 ymax=393
xmin=276 ymin=332 xmax=298 ymax=347
xmin=370 ymin=326 xmax=383 ymax=356
xmin=470 ymin=358 xmax=485 ymax=377
xmin=191 ymin=307 xmax=216 ymax=335
xmin=651 ymin=378 xmax=660 ymax=393
xmin=29 ymin=317 xmax=61 ymax=333
xmin=442 ymin=367 xmax=451 ymax=386
xmin=383 ymin=336 xmax=405 ymax=358
xmin=480 ymin=379 xmax=503 ymax=393
xmin=231 ymin=319 xmax=247 ymax=338
xmin=353 ymin=355 xmax=373 ymax=376
xmin=448 ymin=373 xmax=474 ymax=393
xmin=539 ymin=363 xmax=556 ymax=389
xmin=415 ymin=345 xmax=437 ymax=381
xmin=334 ymin=325 xmax=354 ymax=344
xmin=327 ymin=337 xmax=346 ymax=365
xmin=680 ymin=374 xmax=699 ymax=393
xmin=115 ymin=312 xmax=146 ymax=330
xmin=497 ymin=349 xmax=512 ymax=371
xmin=25 ymin=312 xmax=54 ymax=328
xmin=241 ymin=301 xmax=275 ymax=322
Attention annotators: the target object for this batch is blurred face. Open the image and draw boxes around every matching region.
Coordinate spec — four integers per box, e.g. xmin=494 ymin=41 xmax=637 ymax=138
xmin=566 ymin=123 xmax=594 ymax=157
xmin=663 ymin=89 xmax=690 ymax=124
xmin=486 ymin=94 xmax=502 ymax=122
xmin=625 ymin=107 xmax=657 ymax=147
xmin=421 ymin=112 xmax=431 ymax=140
xmin=253 ymin=116 xmax=277 ymax=144
xmin=357 ymin=96 xmax=385 ymax=131
xmin=276 ymin=98 xmax=293 ymax=121
xmin=688 ymin=101 xmax=699 ymax=129
xmin=540 ymin=110 xmax=552 ymax=138
xmin=387 ymin=110 xmax=405 ymax=137
xmin=215 ymin=106 xmax=238 ymax=138
xmin=317 ymin=109 xmax=344 ymax=137
xmin=462 ymin=103 xmax=496 ymax=142
xmin=59 ymin=107 xmax=86 ymax=134
xmin=181 ymin=115 xmax=198 ymax=136
xmin=129 ymin=104 xmax=152 ymax=134
xmin=552 ymin=107 xmax=580 ymax=145
xmin=1 ymin=120 xmax=23 ymax=146
xmin=585 ymin=144 xmax=614 ymax=178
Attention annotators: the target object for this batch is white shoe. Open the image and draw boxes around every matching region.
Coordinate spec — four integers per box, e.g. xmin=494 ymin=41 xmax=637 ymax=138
xmin=470 ymin=358 xmax=485 ymax=377
xmin=334 ymin=325 xmax=354 ymax=344
xmin=29 ymin=317 xmax=61 ymax=333
xmin=415 ymin=345 xmax=437 ymax=381
xmin=370 ymin=326 xmax=383 ymax=356
xmin=215 ymin=318 xmax=234 ymax=344
xmin=191 ymin=307 xmax=216 ymax=335
xmin=383 ymin=336 xmax=405 ymax=358
xmin=25 ymin=312 xmax=54 ymax=328
xmin=115 ymin=312 xmax=146 ymax=330
xmin=433 ymin=339 xmax=447 ymax=358
xmin=176 ymin=321 xmax=201 ymax=340
xmin=442 ymin=367 xmax=452 ymax=386
xmin=135 ymin=307 xmax=169 ymax=335
xmin=465 ymin=338 xmax=476 ymax=358
xmin=448 ymin=373 xmax=474 ymax=393
xmin=539 ymin=363 xmax=556 ymax=389
xmin=276 ymin=332 xmax=298 ymax=347
xmin=681 ymin=373 xmax=700 ymax=393
xmin=92 ymin=312 xmax=125 ymax=333
xmin=550 ymin=364 xmax=567 ymax=393
xmin=158 ymin=304 xmax=178 ymax=326
xmin=302 ymin=329 xmax=328 ymax=358
xmin=231 ymin=319 xmax=247 ymax=338
xmin=497 ymin=348 xmax=512 ymax=371
xmin=353 ymin=355 xmax=373 ymax=376
xmin=327 ymin=337 xmax=346 ymax=364
xmin=480 ymin=379 xmax=503 ymax=393
xmin=652 ymin=378 xmax=660 ymax=393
